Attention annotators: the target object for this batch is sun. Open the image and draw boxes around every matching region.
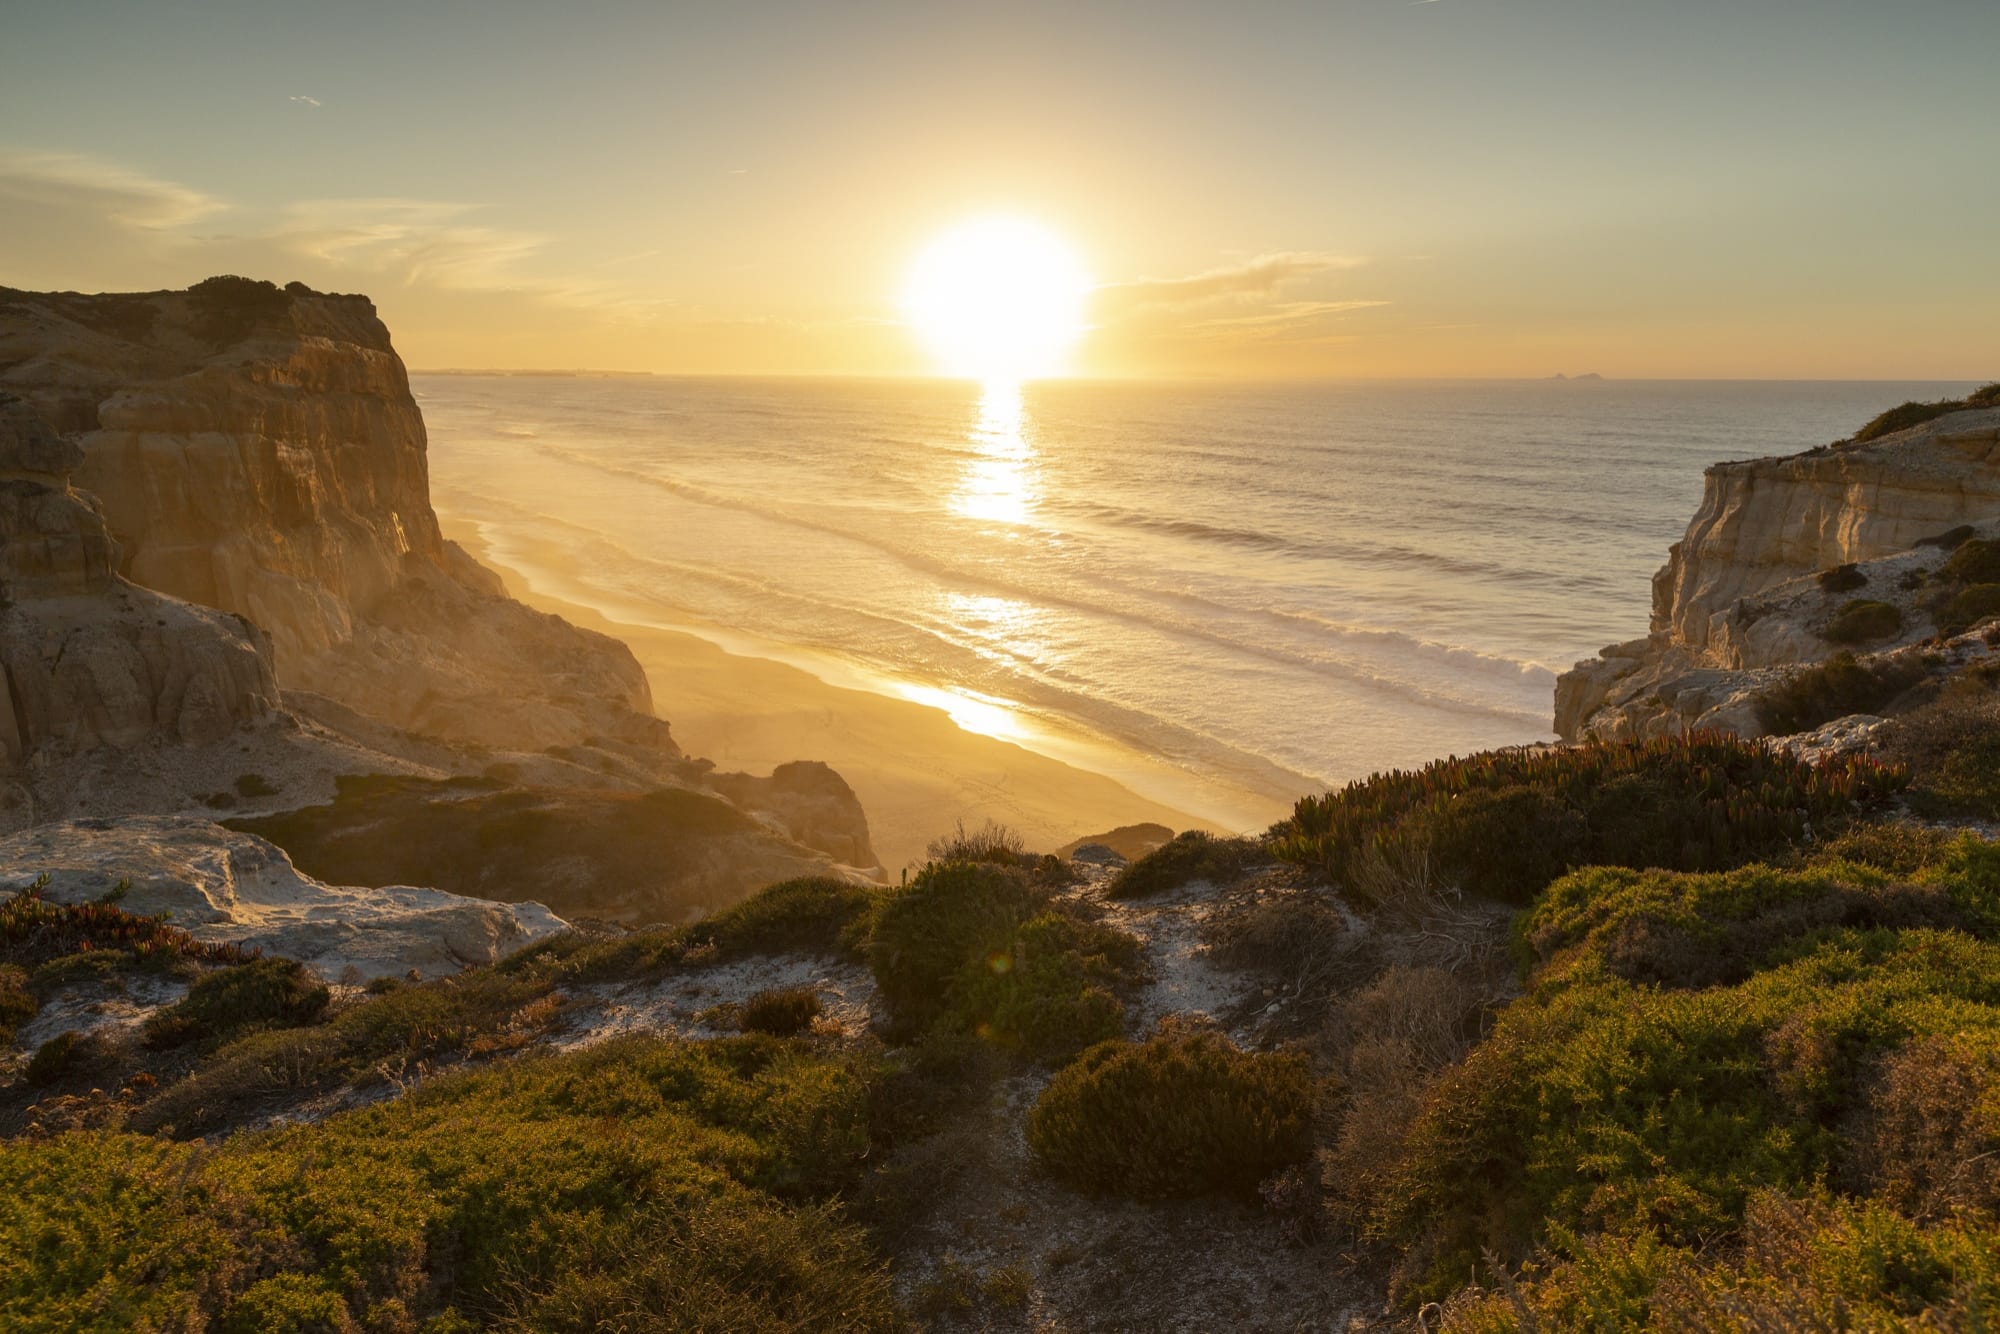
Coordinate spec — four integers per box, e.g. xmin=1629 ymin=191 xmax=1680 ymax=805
xmin=902 ymin=216 xmax=1090 ymax=382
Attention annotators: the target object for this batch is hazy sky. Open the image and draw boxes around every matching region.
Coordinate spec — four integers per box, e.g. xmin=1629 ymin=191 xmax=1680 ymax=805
xmin=3 ymin=1 xmax=1995 ymax=378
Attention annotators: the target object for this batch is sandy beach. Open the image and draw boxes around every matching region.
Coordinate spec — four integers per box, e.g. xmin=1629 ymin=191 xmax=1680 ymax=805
xmin=440 ymin=516 xmax=1291 ymax=875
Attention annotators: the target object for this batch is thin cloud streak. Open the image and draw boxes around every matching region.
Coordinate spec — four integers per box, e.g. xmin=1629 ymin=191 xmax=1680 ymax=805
xmin=0 ymin=149 xmax=226 ymax=229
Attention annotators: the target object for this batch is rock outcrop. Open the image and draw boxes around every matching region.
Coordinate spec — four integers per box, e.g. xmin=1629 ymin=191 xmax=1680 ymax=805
xmin=0 ymin=395 xmax=279 ymax=800
xmin=0 ymin=279 xmax=880 ymax=893
xmin=1556 ymin=407 xmax=2000 ymax=740
xmin=0 ymin=281 xmax=670 ymax=766
xmin=0 ymin=815 xmax=565 ymax=981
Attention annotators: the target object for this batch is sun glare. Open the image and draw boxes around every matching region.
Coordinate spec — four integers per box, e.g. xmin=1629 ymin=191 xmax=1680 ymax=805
xmin=902 ymin=216 xmax=1090 ymax=382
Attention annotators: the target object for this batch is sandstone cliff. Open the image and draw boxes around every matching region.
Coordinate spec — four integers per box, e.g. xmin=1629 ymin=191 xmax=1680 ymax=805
xmin=1556 ymin=406 xmax=2000 ymax=740
xmin=0 ymin=280 xmax=669 ymax=766
xmin=0 ymin=394 xmax=281 ymax=820
xmin=0 ymin=280 xmax=879 ymax=877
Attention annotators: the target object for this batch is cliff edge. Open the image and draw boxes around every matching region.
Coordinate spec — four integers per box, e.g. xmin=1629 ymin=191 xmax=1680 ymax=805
xmin=1556 ymin=398 xmax=2000 ymax=741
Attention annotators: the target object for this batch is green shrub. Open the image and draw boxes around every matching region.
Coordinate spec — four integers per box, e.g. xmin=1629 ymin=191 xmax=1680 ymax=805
xmin=945 ymin=911 xmax=1142 ymax=1062
xmin=1026 ymin=1027 xmax=1313 ymax=1198
xmin=1967 ymin=382 xmax=2000 ymax=408
xmin=1854 ymin=399 xmax=1964 ymax=443
xmin=1917 ymin=523 xmax=1978 ymax=552
xmin=0 ymin=1035 xmax=897 ymax=1331
xmin=1815 ymin=563 xmax=1867 ymax=593
xmin=739 ymin=985 xmax=821 ymax=1037
xmin=925 ymin=819 xmax=1026 ymax=865
xmin=187 ymin=275 xmax=292 ymax=347
xmin=24 ymin=1030 xmax=77 ymax=1085
xmin=1754 ymin=650 xmax=1928 ymax=734
xmin=1937 ymin=537 xmax=2000 ymax=586
xmin=0 ymin=964 xmax=34 ymax=1045
xmin=1271 ymin=733 xmax=1905 ymax=905
xmin=143 ymin=958 xmax=330 ymax=1049
xmin=691 ymin=876 xmax=883 ymax=962
xmin=1106 ymin=830 xmax=1261 ymax=899
xmin=232 ymin=773 xmax=277 ymax=799
xmin=867 ymin=861 xmax=1044 ymax=1037
xmin=1822 ymin=598 xmax=1902 ymax=645
xmin=1880 ymin=691 xmax=2000 ymax=820
xmin=1937 ymin=582 xmax=2000 ymax=637
xmin=867 ymin=859 xmax=1145 ymax=1062
xmin=1362 ymin=844 xmax=2000 ymax=1304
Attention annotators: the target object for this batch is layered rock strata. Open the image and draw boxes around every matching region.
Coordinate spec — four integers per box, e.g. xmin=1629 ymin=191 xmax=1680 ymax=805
xmin=0 ymin=395 xmax=278 ymax=788
xmin=1556 ymin=407 xmax=2000 ymax=740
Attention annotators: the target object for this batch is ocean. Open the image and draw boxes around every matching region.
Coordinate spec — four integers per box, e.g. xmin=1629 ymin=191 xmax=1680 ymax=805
xmin=417 ymin=375 xmax=1970 ymax=823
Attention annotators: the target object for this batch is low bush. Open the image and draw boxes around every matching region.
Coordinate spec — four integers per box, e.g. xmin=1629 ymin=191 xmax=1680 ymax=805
xmin=925 ymin=819 xmax=1026 ymax=866
xmin=1352 ymin=835 xmax=2000 ymax=1308
xmin=1815 ymin=563 xmax=1867 ymax=593
xmin=0 ymin=964 xmax=34 ymax=1045
xmin=1937 ymin=536 xmax=2000 ymax=586
xmin=1105 ymin=829 xmax=1261 ymax=899
xmin=739 ymin=985 xmax=822 ymax=1037
xmin=690 ymin=875 xmax=883 ymax=963
xmin=1822 ymin=597 xmax=1902 ymax=645
xmin=1026 ymin=1025 xmax=1313 ymax=1198
xmin=24 ymin=1030 xmax=78 ymax=1085
xmin=1271 ymin=733 xmax=1905 ymax=905
xmin=0 ymin=1035 xmax=899 ymax=1331
xmin=1754 ymin=649 xmax=1928 ymax=734
xmin=1 ymin=878 xmax=257 ymax=970
xmin=143 ymin=958 xmax=330 ymax=1049
xmin=868 ymin=859 xmax=1145 ymax=1062
xmin=187 ymin=275 xmax=293 ymax=348
xmin=1917 ymin=523 xmax=1978 ymax=552
xmin=1852 ymin=385 xmax=1997 ymax=443
xmin=1881 ymin=689 xmax=2000 ymax=819
xmin=1937 ymin=581 xmax=2000 ymax=637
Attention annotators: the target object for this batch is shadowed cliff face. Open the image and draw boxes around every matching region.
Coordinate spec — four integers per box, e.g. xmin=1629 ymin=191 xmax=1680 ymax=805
xmin=1555 ymin=407 xmax=2000 ymax=741
xmin=0 ymin=280 xmax=667 ymax=763
xmin=0 ymin=394 xmax=279 ymax=795
xmin=0 ymin=281 xmax=880 ymax=879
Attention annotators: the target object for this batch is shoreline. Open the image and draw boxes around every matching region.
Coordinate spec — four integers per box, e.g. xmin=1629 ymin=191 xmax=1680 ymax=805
xmin=439 ymin=513 xmax=1295 ymax=875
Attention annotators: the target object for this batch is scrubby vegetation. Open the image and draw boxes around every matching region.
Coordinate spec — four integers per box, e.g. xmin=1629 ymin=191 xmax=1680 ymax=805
xmin=1105 ymin=829 xmax=1261 ymax=899
xmin=1329 ymin=834 xmax=2000 ymax=1318
xmin=1027 ymin=1024 xmax=1313 ymax=1198
xmin=1755 ymin=649 xmax=1928 ymax=734
xmin=868 ymin=860 xmax=1143 ymax=1062
xmin=740 ymin=984 xmax=823 ymax=1037
xmin=1852 ymin=383 xmax=2000 ymax=442
xmin=1822 ymin=597 xmax=1903 ymax=645
xmin=187 ymin=274 xmax=294 ymax=348
xmin=1880 ymin=678 xmax=2000 ymax=820
xmin=2 ymin=877 xmax=257 ymax=971
xmin=0 ymin=1035 xmax=900 ymax=1331
xmin=1270 ymin=733 xmax=1904 ymax=905
xmin=1816 ymin=562 xmax=1867 ymax=593
xmin=142 ymin=958 xmax=329 ymax=1050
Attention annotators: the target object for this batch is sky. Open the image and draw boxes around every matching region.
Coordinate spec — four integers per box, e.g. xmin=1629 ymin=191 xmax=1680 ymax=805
xmin=2 ymin=0 xmax=1996 ymax=380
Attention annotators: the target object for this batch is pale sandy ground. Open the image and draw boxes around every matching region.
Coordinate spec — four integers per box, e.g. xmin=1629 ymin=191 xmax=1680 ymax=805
xmin=441 ymin=517 xmax=1291 ymax=875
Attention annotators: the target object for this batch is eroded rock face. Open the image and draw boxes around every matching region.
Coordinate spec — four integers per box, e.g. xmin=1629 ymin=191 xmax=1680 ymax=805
xmin=0 ymin=815 xmax=566 ymax=980
xmin=1556 ymin=409 xmax=2000 ymax=741
xmin=0 ymin=395 xmax=279 ymax=782
xmin=0 ymin=283 xmax=668 ymax=763
xmin=709 ymin=760 xmax=881 ymax=875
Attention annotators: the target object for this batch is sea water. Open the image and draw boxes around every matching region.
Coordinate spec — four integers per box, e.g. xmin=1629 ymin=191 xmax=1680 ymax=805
xmin=419 ymin=375 xmax=1970 ymax=817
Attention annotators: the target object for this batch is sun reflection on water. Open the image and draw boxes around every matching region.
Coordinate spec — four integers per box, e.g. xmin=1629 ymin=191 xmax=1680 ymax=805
xmin=952 ymin=380 xmax=1036 ymax=525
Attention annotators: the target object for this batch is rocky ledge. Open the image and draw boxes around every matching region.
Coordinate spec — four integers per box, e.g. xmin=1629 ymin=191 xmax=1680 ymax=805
xmin=1557 ymin=404 xmax=2000 ymax=741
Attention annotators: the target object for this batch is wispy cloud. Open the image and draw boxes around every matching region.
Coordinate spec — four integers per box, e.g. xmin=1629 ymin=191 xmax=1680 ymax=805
xmin=276 ymin=198 xmax=547 ymax=290
xmin=0 ymin=149 xmax=226 ymax=229
xmin=289 ymin=95 xmax=322 ymax=108
xmin=1096 ymin=251 xmax=1367 ymax=318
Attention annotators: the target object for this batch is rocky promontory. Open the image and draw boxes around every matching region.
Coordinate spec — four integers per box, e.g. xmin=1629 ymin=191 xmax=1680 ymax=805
xmin=1557 ymin=400 xmax=2000 ymax=741
xmin=0 ymin=279 xmax=880 ymax=971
